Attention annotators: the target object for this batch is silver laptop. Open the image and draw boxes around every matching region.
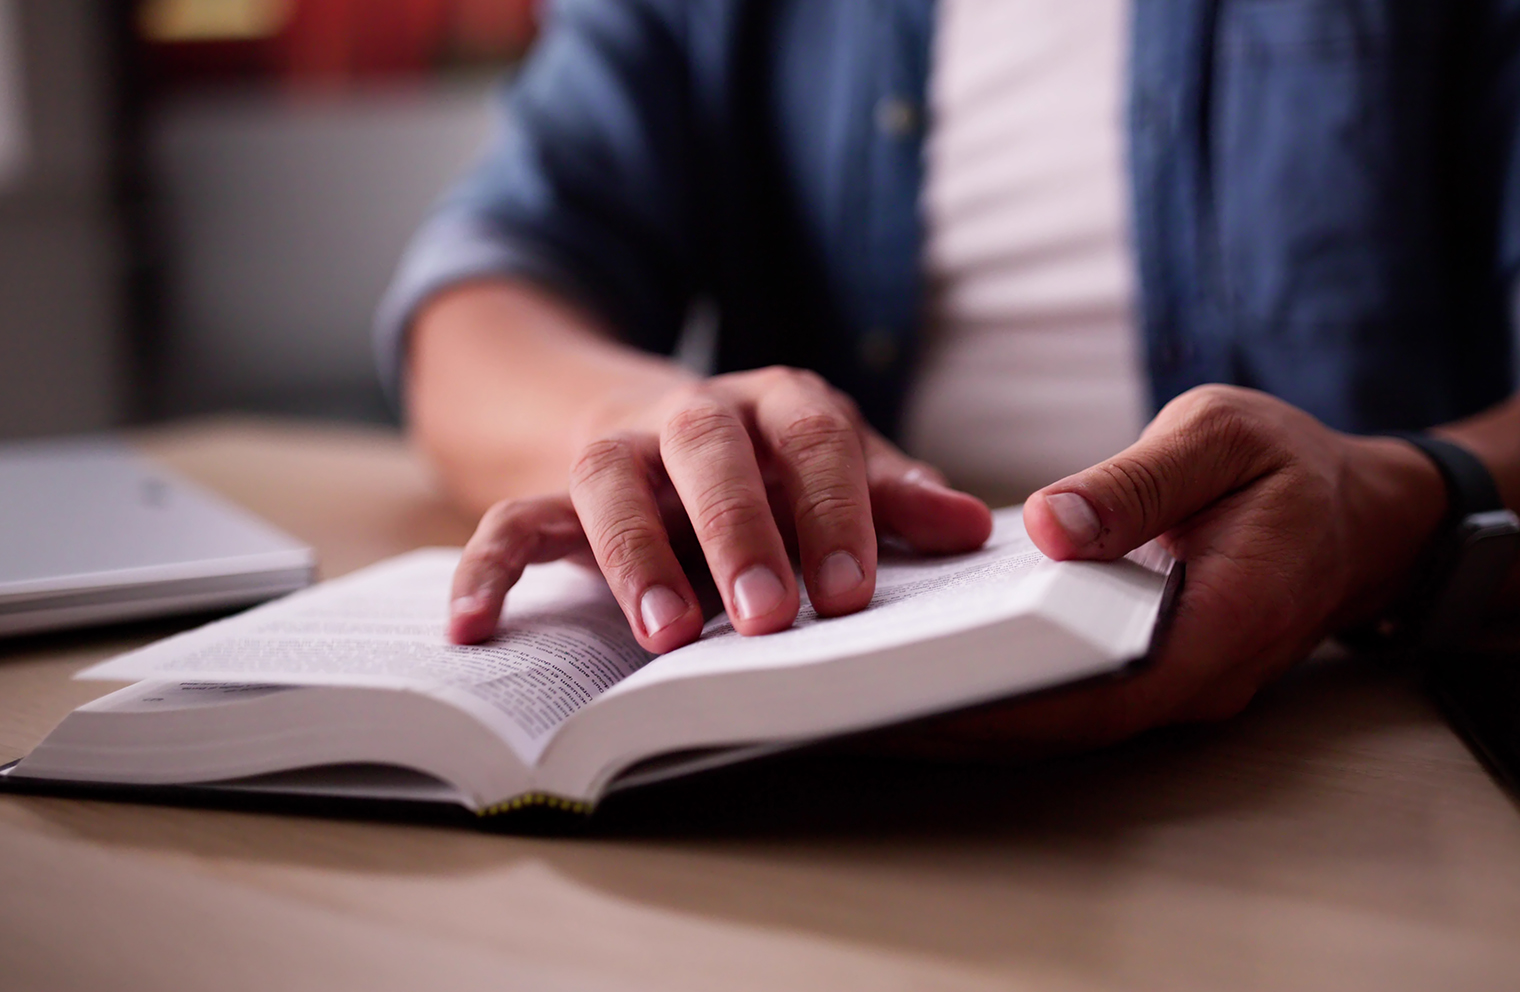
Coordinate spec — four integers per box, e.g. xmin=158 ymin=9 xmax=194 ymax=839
xmin=0 ymin=438 xmax=315 ymax=638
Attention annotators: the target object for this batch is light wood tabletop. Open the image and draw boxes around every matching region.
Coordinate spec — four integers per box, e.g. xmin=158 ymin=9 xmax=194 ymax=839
xmin=3 ymin=418 xmax=1518 ymax=992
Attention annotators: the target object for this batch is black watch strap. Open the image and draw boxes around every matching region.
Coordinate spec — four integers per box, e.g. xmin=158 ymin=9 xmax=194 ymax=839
xmin=1385 ymin=432 xmax=1520 ymax=647
xmin=1388 ymin=432 xmax=1507 ymax=518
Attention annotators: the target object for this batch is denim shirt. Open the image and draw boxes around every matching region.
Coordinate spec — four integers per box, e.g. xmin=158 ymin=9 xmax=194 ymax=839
xmin=376 ymin=0 xmax=1520 ymax=438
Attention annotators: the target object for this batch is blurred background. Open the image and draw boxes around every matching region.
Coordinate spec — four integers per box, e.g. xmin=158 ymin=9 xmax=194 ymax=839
xmin=0 ymin=0 xmax=536 ymax=440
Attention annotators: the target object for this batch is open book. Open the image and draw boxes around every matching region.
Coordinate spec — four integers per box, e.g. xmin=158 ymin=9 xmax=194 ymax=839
xmin=2 ymin=508 xmax=1179 ymax=819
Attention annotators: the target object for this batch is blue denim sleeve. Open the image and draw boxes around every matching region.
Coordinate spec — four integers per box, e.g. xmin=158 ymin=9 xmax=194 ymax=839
xmin=373 ymin=0 xmax=698 ymax=406
xmin=1475 ymin=0 xmax=1520 ymax=390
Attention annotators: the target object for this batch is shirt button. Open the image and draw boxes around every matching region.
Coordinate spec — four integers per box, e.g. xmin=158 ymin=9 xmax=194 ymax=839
xmin=859 ymin=328 xmax=899 ymax=371
xmin=874 ymin=97 xmax=919 ymax=138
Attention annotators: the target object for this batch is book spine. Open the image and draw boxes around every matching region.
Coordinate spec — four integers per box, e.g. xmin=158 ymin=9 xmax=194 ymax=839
xmin=476 ymin=792 xmax=593 ymax=818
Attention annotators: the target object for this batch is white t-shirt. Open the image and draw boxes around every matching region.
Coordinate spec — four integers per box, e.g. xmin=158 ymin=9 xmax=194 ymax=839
xmin=902 ymin=0 xmax=1144 ymax=506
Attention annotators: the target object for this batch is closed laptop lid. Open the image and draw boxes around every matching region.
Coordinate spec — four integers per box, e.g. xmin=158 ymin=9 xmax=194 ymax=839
xmin=0 ymin=437 xmax=314 ymax=604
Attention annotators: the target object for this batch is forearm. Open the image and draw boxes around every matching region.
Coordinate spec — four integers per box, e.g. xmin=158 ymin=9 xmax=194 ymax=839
xmin=1435 ymin=392 xmax=1520 ymax=611
xmin=407 ymin=279 xmax=693 ymax=516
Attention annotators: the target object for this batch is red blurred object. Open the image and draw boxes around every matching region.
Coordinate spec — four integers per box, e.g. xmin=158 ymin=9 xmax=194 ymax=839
xmin=141 ymin=0 xmax=538 ymax=94
xmin=284 ymin=0 xmax=446 ymax=82
xmin=450 ymin=0 xmax=538 ymax=61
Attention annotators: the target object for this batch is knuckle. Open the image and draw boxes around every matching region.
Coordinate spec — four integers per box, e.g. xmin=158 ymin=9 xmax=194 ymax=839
xmin=1185 ymin=388 xmax=1253 ymax=440
xmin=795 ymin=483 xmax=867 ymax=534
xmin=1093 ymin=456 xmax=1170 ymax=534
xmin=1177 ymin=385 xmax=1280 ymax=465
xmin=1174 ymin=383 xmax=1251 ymax=420
xmin=691 ymin=483 xmax=769 ymax=538
xmin=662 ymin=397 xmax=738 ymax=452
xmin=1182 ymin=382 xmax=1247 ymax=410
xmin=754 ymin=365 xmax=793 ymax=388
xmin=787 ymin=367 xmax=829 ymax=393
xmin=747 ymin=365 xmax=839 ymax=403
xmin=569 ymin=436 xmax=638 ymax=489
xmin=593 ymin=517 xmax=667 ymax=581
xmin=467 ymin=500 xmax=534 ymax=568
xmin=755 ymin=365 xmax=820 ymax=390
xmin=474 ymin=498 xmax=535 ymax=548
xmin=667 ymin=379 xmax=717 ymax=406
xmin=1142 ymin=384 xmax=1291 ymax=497
xmin=476 ymin=498 xmax=519 ymax=534
xmin=773 ymin=409 xmax=855 ymax=464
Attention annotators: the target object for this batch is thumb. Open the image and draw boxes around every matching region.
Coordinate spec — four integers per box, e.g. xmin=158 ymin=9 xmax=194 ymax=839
xmin=1024 ymin=392 xmax=1284 ymax=561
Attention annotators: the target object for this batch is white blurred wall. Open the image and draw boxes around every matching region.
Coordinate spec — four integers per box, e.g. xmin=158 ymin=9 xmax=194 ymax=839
xmin=149 ymin=78 xmax=497 ymax=421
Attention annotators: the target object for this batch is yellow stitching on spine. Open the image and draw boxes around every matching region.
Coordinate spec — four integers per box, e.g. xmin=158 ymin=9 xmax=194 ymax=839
xmin=475 ymin=792 xmax=592 ymax=817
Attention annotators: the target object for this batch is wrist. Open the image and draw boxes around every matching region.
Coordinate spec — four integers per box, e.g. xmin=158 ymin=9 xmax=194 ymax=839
xmin=1337 ymin=434 xmax=1449 ymax=627
xmin=1342 ymin=431 xmax=1520 ymax=644
xmin=1434 ymin=417 xmax=1520 ymax=615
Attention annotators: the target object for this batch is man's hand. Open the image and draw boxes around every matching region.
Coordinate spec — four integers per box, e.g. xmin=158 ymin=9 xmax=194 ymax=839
xmin=447 ymin=366 xmax=992 ymax=652
xmin=924 ymin=385 xmax=1451 ymax=751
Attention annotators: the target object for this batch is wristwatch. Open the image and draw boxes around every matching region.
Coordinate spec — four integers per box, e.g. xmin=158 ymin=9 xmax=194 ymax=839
xmin=1383 ymin=433 xmax=1520 ymax=647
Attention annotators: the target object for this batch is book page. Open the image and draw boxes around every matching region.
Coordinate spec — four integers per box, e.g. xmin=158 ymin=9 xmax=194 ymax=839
xmin=79 ymin=554 xmax=652 ymax=763
xmin=79 ymin=509 xmax=1168 ymax=766
xmin=605 ymin=507 xmax=1161 ymax=696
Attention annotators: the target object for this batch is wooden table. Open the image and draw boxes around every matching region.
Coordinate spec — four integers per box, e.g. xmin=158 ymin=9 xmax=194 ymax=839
xmin=3 ymin=418 xmax=1518 ymax=992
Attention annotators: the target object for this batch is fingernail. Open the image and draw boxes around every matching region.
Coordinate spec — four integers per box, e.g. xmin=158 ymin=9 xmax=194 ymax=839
xmin=639 ymin=585 xmax=687 ymax=636
xmin=450 ymin=593 xmax=486 ymax=616
xmin=733 ymin=565 xmax=786 ymax=621
xmin=1046 ymin=492 xmax=1102 ymax=548
xmin=904 ymin=466 xmax=955 ymax=495
xmin=817 ymin=551 xmax=864 ymax=599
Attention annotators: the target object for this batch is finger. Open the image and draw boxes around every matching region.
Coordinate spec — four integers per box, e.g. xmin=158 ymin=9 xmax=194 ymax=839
xmin=449 ymin=495 xmax=593 ymax=645
xmin=864 ymin=436 xmax=993 ymax=553
xmin=1149 ymin=479 xmax=1333 ymax=720
xmin=908 ymin=553 xmax=1276 ymax=753
xmin=944 ymin=486 xmax=1324 ymax=748
xmin=1024 ymin=385 xmax=1289 ymax=561
xmin=975 ymin=554 xmax=1296 ymax=746
xmin=751 ymin=376 xmax=876 ymax=617
xmin=569 ymin=433 xmax=706 ymax=652
xmin=659 ymin=388 xmax=799 ymax=634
